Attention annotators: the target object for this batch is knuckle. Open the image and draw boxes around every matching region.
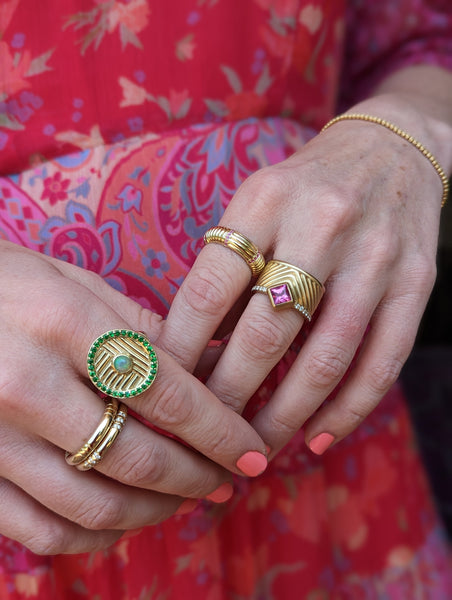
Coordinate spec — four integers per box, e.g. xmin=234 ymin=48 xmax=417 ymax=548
xmin=365 ymin=357 xmax=404 ymax=395
xmin=316 ymin=190 xmax=361 ymax=235
xmin=75 ymin=494 xmax=125 ymax=530
xmin=242 ymin=167 xmax=290 ymax=203
xmin=304 ymin=343 xmax=350 ymax=389
xmin=269 ymin=409 xmax=301 ymax=437
xmin=112 ymin=442 xmax=167 ymax=487
xmin=181 ymin=265 xmax=231 ymax=318
xmin=367 ymin=237 xmax=400 ymax=272
xmin=22 ymin=525 xmax=68 ymax=556
xmin=146 ymin=377 xmax=194 ymax=428
xmin=239 ymin=312 xmax=293 ymax=363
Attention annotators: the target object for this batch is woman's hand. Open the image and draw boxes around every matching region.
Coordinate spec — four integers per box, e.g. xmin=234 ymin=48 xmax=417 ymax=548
xmin=159 ymin=91 xmax=451 ymax=458
xmin=0 ymin=241 xmax=267 ymax=554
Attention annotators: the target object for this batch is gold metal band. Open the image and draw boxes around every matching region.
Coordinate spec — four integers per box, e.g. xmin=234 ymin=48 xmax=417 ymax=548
xmin=321 ymin=113 xmax=449 ymax=207
xmin=77 ymin=404 xmax=128 ymax=471
xmin=203 ymin=226 xmax=266 ymax=277
xmin=65 ymin=399 xmax=120 ymax=466
xmin=252 ymin=260 xmax=325 ymax=319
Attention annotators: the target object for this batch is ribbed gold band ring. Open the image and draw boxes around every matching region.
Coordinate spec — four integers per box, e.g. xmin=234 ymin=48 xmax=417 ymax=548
xmin=203 ymin=226 xmax=266 ymax=277
xmin=77 ymin=404 xmax=128 ymax=471
xmin=65 ymin=401 xmax=128 ymax=471
xmin=252 ymin=260 xmax=325 ymax=320
xmin=65 ymin=399 xmax=120 ymax=466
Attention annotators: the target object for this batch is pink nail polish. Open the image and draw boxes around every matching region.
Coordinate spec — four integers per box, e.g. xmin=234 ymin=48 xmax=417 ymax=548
xmin=236 ymin=451 xmax=267 ymax=477
xmin=308 ymin=433 xmax=335 ymax=455
xmin=175 ymin=499 xmax=198 ymax=515
xmin=265 ymin=444 xmax=272 ymax=455
xmin=206 ymin=482 xmax=234 ymax=503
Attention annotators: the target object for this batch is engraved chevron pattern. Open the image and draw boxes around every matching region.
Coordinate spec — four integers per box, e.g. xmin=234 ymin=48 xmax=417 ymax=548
xmin=255 ymin=260 xmax=324 ymax=315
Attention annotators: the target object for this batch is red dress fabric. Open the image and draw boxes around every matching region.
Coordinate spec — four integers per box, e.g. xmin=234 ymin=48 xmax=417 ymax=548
xmin=1 ymin=1 xmax=452 ymax=598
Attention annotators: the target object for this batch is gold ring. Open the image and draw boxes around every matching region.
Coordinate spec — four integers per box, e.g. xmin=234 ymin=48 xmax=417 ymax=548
xmin=65 ymin=399 xmax=120 ymax=466
xmin=87 ymin=330 xmax=158 ymax=398
xmin=251 ymin=260 xmax=325 ymax=320
xmin=77 ymin=404 xmax=128 ymax=471
xmin=203 ymin=226 xmax=265 ymax=277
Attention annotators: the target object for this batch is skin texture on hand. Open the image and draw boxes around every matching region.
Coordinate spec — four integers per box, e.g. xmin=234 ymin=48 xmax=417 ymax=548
xmin=160 ymin=65 xmax=452 ymax=461
xmin=0 ymin=242 xmax=267 ymax=554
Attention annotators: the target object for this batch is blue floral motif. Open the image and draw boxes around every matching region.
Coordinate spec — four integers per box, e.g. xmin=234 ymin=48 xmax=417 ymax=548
xmin=117 ymin=183 xmax=143 ymax=214
xmin=39 ymin=200 xmax=121 ymax=275
xmin=142 ymin=248 xmax=170 ymax=279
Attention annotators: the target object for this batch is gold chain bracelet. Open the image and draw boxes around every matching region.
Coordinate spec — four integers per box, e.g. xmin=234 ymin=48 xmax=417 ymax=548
xmin=321 ymin=113 xmax=449 ymax=207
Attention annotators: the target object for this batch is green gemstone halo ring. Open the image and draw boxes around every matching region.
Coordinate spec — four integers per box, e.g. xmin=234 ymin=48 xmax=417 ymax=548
xmin=87 ymin=330 xmax=158 ymax=398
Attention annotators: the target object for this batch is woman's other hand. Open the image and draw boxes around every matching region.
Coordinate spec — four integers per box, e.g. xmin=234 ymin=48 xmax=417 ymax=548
xmin=0 ymin=242 xmax=267 ymax=554
xmin=160 ymin=85 xmax=452 ymax=459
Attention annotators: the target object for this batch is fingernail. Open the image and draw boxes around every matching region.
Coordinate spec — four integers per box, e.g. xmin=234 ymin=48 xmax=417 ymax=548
xmin=308 ymin=433 xmax=335 ymax=455
xmin=175 ymin=499 xmax=198 ymax=515
xmin=121 ymin=528 xmax=143 ymax=540
xmin=206 ymin=482 xmax=234 ymax=503
xmin=265 ymin=444 xmax=272 ymax=455
xmin=236 ymin=451 xmax=267 ymax=477
xmin=207 ymin=339 xmax=225 ymax=348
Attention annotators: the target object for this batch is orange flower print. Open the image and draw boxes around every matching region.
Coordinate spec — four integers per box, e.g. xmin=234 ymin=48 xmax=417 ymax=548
xmin=299 ymin=4 xmax=323 ymax=35
xmin=0 ymin=41 xmax=31 ymax=97
xmin=176 ymin=33 xmax=196 ymax=61
xmin=41 ymin=172 xmax=70 ymax=205
xmin=107 ymin=0 xmax=149 ymax=35
xmin=65 ymin=0 xmax=150 ymax=54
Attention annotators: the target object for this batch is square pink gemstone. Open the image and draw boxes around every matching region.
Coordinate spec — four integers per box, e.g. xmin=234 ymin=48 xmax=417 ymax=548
xmin=269 ymin=283 xmax=292 ymax=306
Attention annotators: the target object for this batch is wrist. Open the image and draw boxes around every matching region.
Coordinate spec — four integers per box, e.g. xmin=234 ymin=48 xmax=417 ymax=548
xmin=348 ymin=93 xmax=452 ymax=175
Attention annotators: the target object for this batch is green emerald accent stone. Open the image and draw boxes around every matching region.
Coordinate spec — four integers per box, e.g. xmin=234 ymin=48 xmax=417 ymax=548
xmin=113 ymin=354 xmax=133 ymax=374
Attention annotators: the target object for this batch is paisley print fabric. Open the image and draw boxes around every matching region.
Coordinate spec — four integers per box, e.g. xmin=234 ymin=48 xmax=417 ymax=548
xmin=1 ymin=1 xmax=452 ymax=598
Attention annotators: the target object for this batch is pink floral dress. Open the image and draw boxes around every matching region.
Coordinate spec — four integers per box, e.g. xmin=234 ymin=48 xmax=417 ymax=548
xmin=1 ymin=1 xmax=452 ymax=598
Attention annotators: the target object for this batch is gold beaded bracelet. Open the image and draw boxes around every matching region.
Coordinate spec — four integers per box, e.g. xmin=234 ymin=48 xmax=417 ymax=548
xmin=321 ymin=113 xmax=449 ymax=207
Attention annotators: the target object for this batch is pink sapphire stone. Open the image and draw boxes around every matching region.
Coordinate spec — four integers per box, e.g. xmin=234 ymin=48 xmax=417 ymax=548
xmin=269 ymin=284 xmax=292 ymax=306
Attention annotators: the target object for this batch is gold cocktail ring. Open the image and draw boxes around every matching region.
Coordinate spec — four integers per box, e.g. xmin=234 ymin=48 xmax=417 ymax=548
xmin=65 ymin=399 xmax=120 ymax=466
xmin=251 ymin=260 xmax=325 ymax=320
xmin=87 ymin=330 xmax=158 ymax=399
xmin=203 ymin=226 xmax=265 ymax=277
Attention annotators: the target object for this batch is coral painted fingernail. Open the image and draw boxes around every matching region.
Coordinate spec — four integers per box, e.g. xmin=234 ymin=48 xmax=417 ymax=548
xmin=207 ymin=339 xmax=225 ymax=348
xmin=236 ymin=451 xmax=267 ymax=477
xmin=175 ymin=499 xmax=198 ymax=515
xmin=206 ymin=482 xmax=234 ymax=503
xmin=308 ymin=433 xmax=335 ymax=455
xmin=265 ymin=444 xmax=272 ymax=455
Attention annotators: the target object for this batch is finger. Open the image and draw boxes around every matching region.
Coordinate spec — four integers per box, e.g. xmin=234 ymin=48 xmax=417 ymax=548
xmin=12 ymin=383 xmax=233 ymax=499
xmin=302 ymin=283 xmax=432 ymax=451
xmin=249 ymin=278 xmax=382 ymax=452
xmin=0 ymin=478 xmax=121 ymax=555
xmin=41 ymin=252 xmax=165 ymax=342
xmin=0 ymin=425 xmax=191 ymax=533
xmin=205 ymin=292 xmax=303 ymax=412
xmin=0 ymin=258 xmax=268 ymax=477
xmin=158 ymin=241 xmax=253 ymax=372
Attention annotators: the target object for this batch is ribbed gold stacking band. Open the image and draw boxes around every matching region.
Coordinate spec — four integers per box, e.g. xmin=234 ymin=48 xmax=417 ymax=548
xmin=65 ymin=399 xmax=120 ymax=466
xmin=65 ymin=401 xmax=128 ymax=471
xmin=203 ymin=226 xmax=266 ymax=277
xmin=252 ymin=260 xmax=325 ymax=320
xmin=321 ymin=113 xmax=449 ymax=207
